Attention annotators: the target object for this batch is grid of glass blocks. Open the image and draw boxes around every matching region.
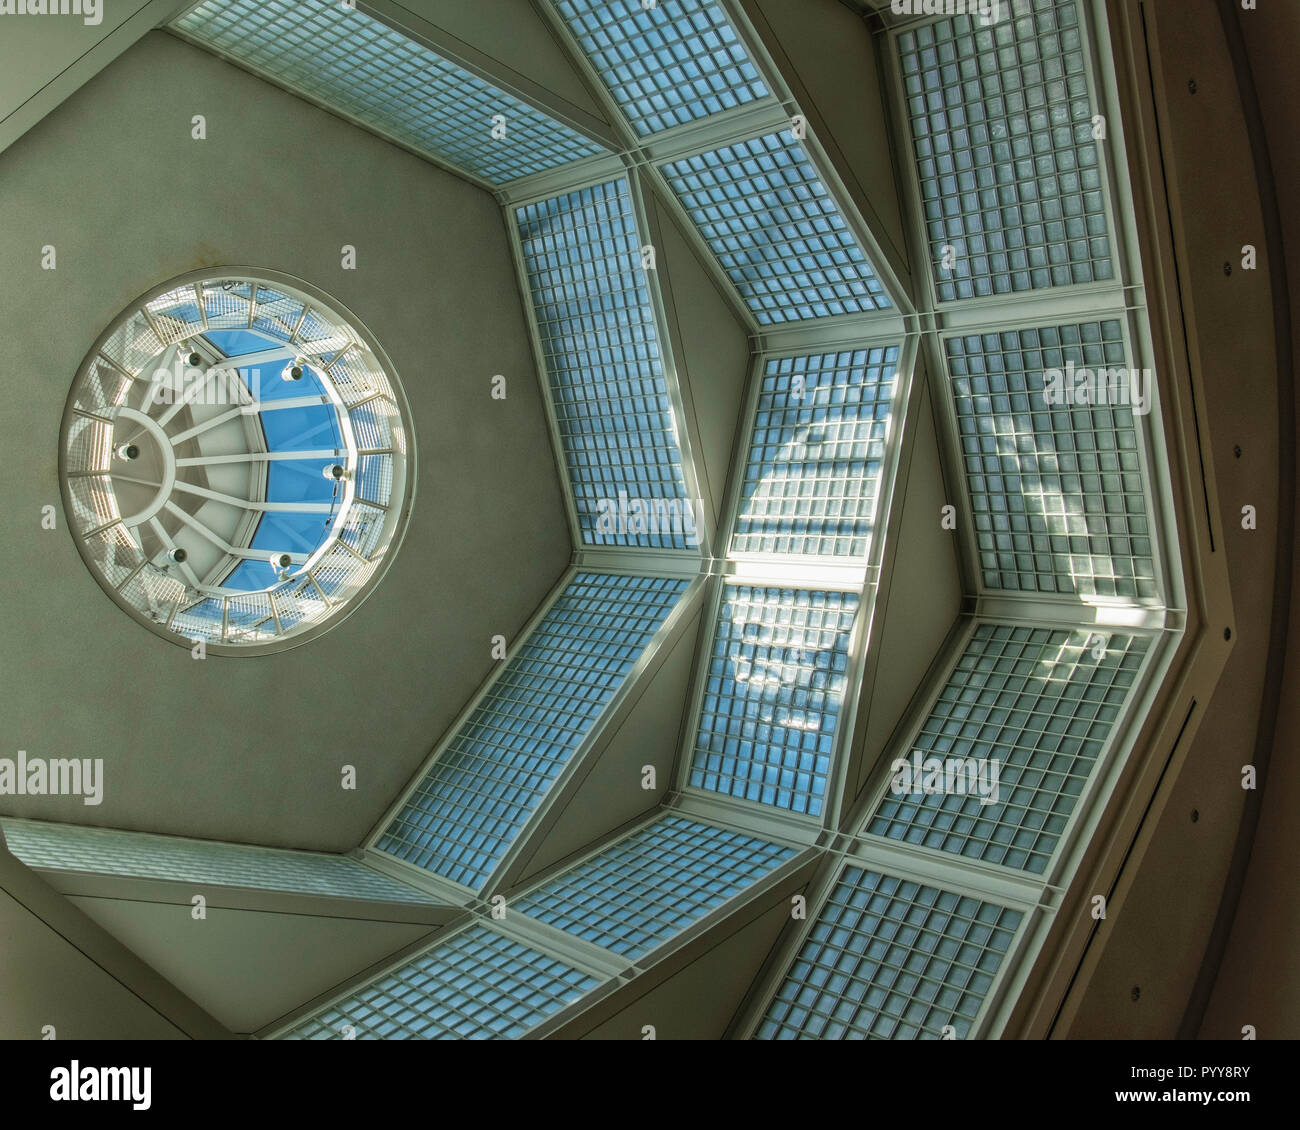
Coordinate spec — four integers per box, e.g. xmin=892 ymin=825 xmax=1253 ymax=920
xmin=866 ymin=624 xmax=1151 ymax=874
xmin=173 ymin=0 xmax=605 ymax=185
xmin=897 ymin=0 xmax=1114 ymax=301
xmin=946 ymin=321 xmax=1157 ymax=598
xmin=0 ymin=819 xmax=434 ymax=904
xmin=757 ymin=865 xmax=1022 ymax=1039
xmin=551 ymin=0 xmax=770 ymax=137
xmin=516 ymin=179 xmax=697 ymax=549
xmin=659 ymin=131 xmax=892 ymax=324
xmin=733 ymin=348 xmax=900 ymax=558
xmin=376 ymin=573 xmax=689 ymax=890
xmin=514 ymin=814 xmax=795 ymax=959
xmin=689 ymin=586 xmax=859 ymax=816
xmin=282 ymin=925 xmax=597 ymax=1039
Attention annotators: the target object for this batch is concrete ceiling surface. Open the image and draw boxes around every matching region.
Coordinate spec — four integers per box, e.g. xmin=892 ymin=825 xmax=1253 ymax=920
xmin=0 ymin=31 xmax=571 ymax=850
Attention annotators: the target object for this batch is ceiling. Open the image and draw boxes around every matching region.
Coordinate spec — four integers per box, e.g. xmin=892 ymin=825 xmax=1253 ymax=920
xmin=0 ymin=0 xmax=1291 ymax=1042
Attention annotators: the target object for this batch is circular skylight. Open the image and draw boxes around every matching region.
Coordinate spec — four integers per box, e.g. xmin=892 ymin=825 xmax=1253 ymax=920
xmin=61 ymin=272 xmax=414 ymax=653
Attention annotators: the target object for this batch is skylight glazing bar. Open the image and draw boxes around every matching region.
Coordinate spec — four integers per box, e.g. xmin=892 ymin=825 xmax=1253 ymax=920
xmin=275 ymin=923 xmax=601 ymax=1040
xmin=372 ymin=572 xmax=690 ymax=892
xmin=890 ymin=0 xmax=1119 ymax=305
xmin=726 ymin=345 xmax=903 ymax=563
xmin=512 ymin=177 xmax=701 ymax=551
xmin=939 ymin=316 xmax=1163 ymax=602
xmin=683 ymin=581 xmax=862 ymax=819
xmin=547 ymin=0 xmax=774 ymax=139
xmin=749 ymin=860 xmax=1027 ymax=1039
xmin=0 ymin=818 xmax=437 ymax=905
xmin=510 ymin=812 xmax=796 ymax=961
xmin=860 ymin=620 xmax=1156 ymax=876
xmin=170 ymin=0 xmax=608 ymax=187
xmin=658 ymin=129 xmax=895 ymax=326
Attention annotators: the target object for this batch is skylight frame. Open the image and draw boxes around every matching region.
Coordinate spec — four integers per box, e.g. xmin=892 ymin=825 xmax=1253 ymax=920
xmin=547 ymin=0 xmax=778 ymax=140
xmin=168 ymin=0 xmax=617 ymax=191
xmin=505 ymin=809 xmax=807 ymax=968
xmin=265 ymin=917 xmax=612 ymax=1041
xmin=361 ymin=565 xmax=705 ymax=900
xmin=729 ymin=844 xmax=1041 ymax=1040
xmin=882 ymin=0 xmax=1134 ymax=314
xmin=672 ymin=572 xmax=879 ymax=832
xmin=504 ymin=170 xmax=713 ymax=562
xmin=719 ymin=334 xmax=918 ymax=577
xmin=60 ymin=269 xmax=415 ymax=656
xmin=534 ymin=0 xmax=913 ymax=331
xmin=728 ymin=602 xmax=1180 ymax=1039
xmin=124 ymin=0 xmax=1210 ymax=1042
xmin=852 ymin=616 xmax=1166 ymax=880
xmin=0 ymin=817 xmax=441 ymax=909
xmin=927 ymin=305 xmax=1175 ymax=609
xmin=872 ymin=0 xmax=1184 ymax=616
xmin=265 ymin=805 xmax=813 ymax=1041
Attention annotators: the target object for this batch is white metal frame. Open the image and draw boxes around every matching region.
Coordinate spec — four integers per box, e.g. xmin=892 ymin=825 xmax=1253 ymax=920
xmin=109 ymin=0 xmax=1213 ymax=1042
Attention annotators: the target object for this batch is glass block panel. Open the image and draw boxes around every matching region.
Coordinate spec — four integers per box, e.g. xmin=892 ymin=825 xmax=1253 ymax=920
xmin=283 ymin=925 xmax=597 ymax=1040
xmin=552 ymin=0 xmax=769 ymax=136
xmin=516 ymin=179 xmax=696 ymax=548
xmin=515 ymin=814 xmax=794 ymax=958
xmin=0 ymin=819 xmax=436 ymax=903
xmin=867 ymin=624 xmax=1151 ymax=873
xmin=733 ymin=347 xmax=899 ymax=558
xmin=897 ymin=0 xmax=1114 ymax=300
xmin=173 ymin=0 xmax=605 ymax=184
xmin=660 ymin=131 xmax=892 ymax=324
xmin=757 ymin=865 xmax=1022 ymax=1039
xmin=377 ymin=573 xmax=689 ymax=890
xmin=946 ymin=320 xmax=1158 ymax=598
xmin=689 ymin=585 xmax=858 ymax=816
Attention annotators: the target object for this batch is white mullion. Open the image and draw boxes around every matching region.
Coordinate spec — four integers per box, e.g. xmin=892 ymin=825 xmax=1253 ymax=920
xmin=502 ymin=204 xmax=586 ymax=551
xmin=481 ymin=575 xmax=708 ymax=893
xmin=362 ymin=564 xmax=580 ymax=852
xmin=627 ymin=168 xmax=714 ymax=560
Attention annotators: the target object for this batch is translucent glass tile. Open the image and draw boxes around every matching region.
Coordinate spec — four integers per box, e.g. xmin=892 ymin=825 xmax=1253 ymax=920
xmin=946 ymin=321 xmax=1157 ymax=598
xmin=867 ymin=624 xmax=1151 ymax=873
xmin=283 ymin=925 xmax=597 ymax=1040
xmin=173 ymin=0 xmax=605 ymax=185
xmin=660 ymin=132 xmax=892 ymax=324
xmin=376 ymin=573 xmax=689 ymax=890
xmin=552 ymin=0 xmax=769 ymax=137
xmin=689 ymin=586 xmax=858 ymax=816
xmin=0 ymin=819 xmax=436 ymax=904
xmin=897 ymin=0 xmax=1114 ymax=300
xmin=733 ymin=348 xmax=899 ymax=558
xmin=514 ymin=814 xmax=794 ymax=958
xmin=757 ymin=865 xmax=1022 ymax=1039
xmin=516 ymin=179 xmax=696 ymax=548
